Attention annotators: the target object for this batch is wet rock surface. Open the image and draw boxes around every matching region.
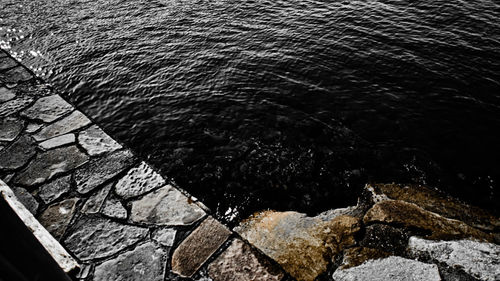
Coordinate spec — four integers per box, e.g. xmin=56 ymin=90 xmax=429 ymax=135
xmin=0 ymin=117 xmax=24 ymax=141
xmin=0 ymin=66 xmax=33 ymax=83
xmin=39 ymin=198 xmax=78 ymax=240
xmin=0 ymin=135 xmax=36 ymax=170
xmin=0 ymin=96 xmax=33 ymax=117
xmin=115 ymin=161 xmax=165 ymax=199
xmin=34 ymin=110 xmax=91 ymax=141
xmin=78 ymin=125 xmax=122 ymax=156
xmin=21 ymin=94 xmax=73 ymax=123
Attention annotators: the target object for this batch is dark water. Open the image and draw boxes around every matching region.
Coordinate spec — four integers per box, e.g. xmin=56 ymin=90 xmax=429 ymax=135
xmin=2 ymin=0 xmax=500 ymax=224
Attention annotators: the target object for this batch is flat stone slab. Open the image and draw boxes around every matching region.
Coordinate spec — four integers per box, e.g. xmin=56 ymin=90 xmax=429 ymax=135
xmin=81 ymin=183 xmax=112 ymax=214
xmin=94 ymin=242 xmax=166 ymax=281
xmin=0 ymin=56 xmax=18 ymax=71
xmin=64 ymin=215 xmax=148 ymax=261
xmin=115 ymin=162 xmax=165 ymax=199
xmin=21 ymin=94 xmax=73 ymax=123
xmin=0 ymin=135 xmax=36 ymax=170
xmin=152 ymin=228 xmax=177 ymax=247
xmin=332 ymin=256 xmax=441 ymax=281
xmin=408 ymin=237 xmax=500 ymax=281
xmin=78 ymin=125 xmax=122 ymax=156
xmin=101 ymin=197 xmax=127 ymax=219
xmin=15 ymin=145 xmax=89 ymax=186
xmin=130 ymin=185 xmax=205 ymax=226
xmin=39 ymin=133 xmax=75 ymax=150
xmin=0 ymin=96 xmax=34 ymax=118
xmin=0 ymin=117 xmax=24 ymax=141
xmin=171 ymin=217 xmax=231 ymax=277
xmin=25 ymin=123 xmax=43 ymax=133
xmin=33 ymin=110 xmax=91 ymax=141
xmin=39 ymin=198 xmax=78 ymax=240
xmin=208 ymin=239 xmax=284 ymax=281
xmin=75 ymin=149 xmax=135 ymax=194
xmin=0 ymin=66 xmax=34 ymax=83
xmin=0 ymin=87 xmax=16 ymax=102
xmin=38 ymin=175 xmax=71 ymax=204
xmin=12 ymin=186 xmax=39 ymax=215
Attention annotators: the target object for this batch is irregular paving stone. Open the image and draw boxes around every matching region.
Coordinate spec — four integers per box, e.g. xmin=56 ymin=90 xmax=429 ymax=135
xmin=130 ymin=185 xmax=205 ymax=226
xmin=0 ymin=56 xmax=18 ymax=70
xmin=0 ymin=96 xmax=33 ymax=117
xmin=75 ymin=150 xmax=135 ymax=194
xmin=33 ymin=110 xmax=91 ymax=141
xmin=25 ymin=123 xmax=43 ymax=133
xmin=0 ymin=117 xmax=23 ymax=141
xmin=12 ymin=186 xmax=39 ymax=215
xmin=367 ymin=184 xmax=500 ymax=232
xmin=208 ymin=239 xmax=284 ymax=281
xmin=15 ymin=146 xmax=89 ymax=187
xmin=235 ymin=211 xmax=360 ymax=281
xmin=101 ymin=197 xmax=127 ymax=219
xmin=363 ymin=200 xmax=494 ymax=242
xmin=38 ymin=175 xmax=71 ymax=204
xmin=39 ymin=198 xmax=78 ymax=240
xmin=78 ymin=125 xmax=122 ymax=156
xmin=0 ymin=135 xmax=36 ymax=170
xmin=152 ymin=228 xmax=177 ymax=247
xmin=332 ymin=256 xmax=441 ymax=281
xmin=408 ymin=237 xmax=500 ymax=281
xmin=39 ymin=133 xmax=75 ymax=150
xmin=64 ymin=215 xmax=148 ymax=261
xmin=21 ymin=94 xmax=73 ymax=123
xmin=115 ymin=162 xmax=165 ymax=199
xmin=0 ymin=66 xmax=34 ymax=83
xmin=94 ymin=242 xmax=166 ymax=281
xmin=81 ymin=183 xmax=112 ymax=214
xmin=338 ymin=247 xmax=390 ymax=269
xmin=0 ymin=87 xmax=16 ymax=102
xmin=171 ymin=217 xmax=231 ymax=277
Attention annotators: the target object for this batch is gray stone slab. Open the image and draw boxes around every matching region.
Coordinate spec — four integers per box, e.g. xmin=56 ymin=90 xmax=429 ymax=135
xmin=25 ymin=123 xmax=43 ymax=133
xmin=130 ymin=185 xmax=205 ymax=226
xmin=94 ymin=242 xmax=166 ymax=281
xmin=0 ymin=135 xmax=36 ymax=170
xmin=0 ymin=87 xmax=16 ymax=103
xmin=171 ymin=217 xmax=231 ymax=277
xmin=408 ymin=237 xmax=500 ymax=281
xmin=12 ymin=186 xmax=39 ymax=215
xmin=15 ymin=146 xmax=89 ymax=187
xmin=33 ymin=110 xmax=91 ymax=141
xmin=39 ymin=198 xmax=78 ymax=240
xmin=75 ymin=149 xmax=135 ymax=194
xmin=152 ymin=228 xmax=176 ymax=247
xmin=81 ymin=183 xmax=112 ymax=214
xmin=115 ymin=161 xmax=166 ymax=199
xmin=0 ymin=56 xmax=18 ymax=71
xmin=38 ymin=175 xmax=71 ymax=204
xmin=0 ymin=96 xmax=33 ymax=117
xmin=64 ymin=215 xmax=148 ymax=261
xmin=0 ymin=117 xmax=24 ymax=142
xmin=101 ymin=197 xmax=127 ymax=219
xmin=21 ymin=94 xmax=73 ymax=123
xmin=208 ymin=239 xmax=284 ymax=281
xmin=78 ymin=125 xmax=122 ymax=156
xmin=39 ymin=133 xmax=75 ymax=150
xmin=332 ymin=256 xmax=441 ymax=281
xmin=0 ymin=66 xmax=34 ymax=83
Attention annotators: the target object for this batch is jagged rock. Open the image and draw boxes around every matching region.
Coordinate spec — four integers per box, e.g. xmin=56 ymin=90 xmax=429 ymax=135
xmin=130 ymin=185 xmax=205 ymax=226
xmin=0 ymin=66 xmax=34 ymax=83
xmin=338 ymin=247 xmax=390 ymax=269
xmin=367 ymin=184 xmax=500 ymax=232
xmin=94 ymin=242 xmax=166 ymax=281
xmin=0 ymin=135 xmax=36 ymax=170
xmin=64 ymin=215 xmax=148 ymax=261
xmin=408 ymin=237 xmax=500 ymax=281
xmin=208 ymin=239 xmax=284 ymax=281
xmin=78 ymin=125 xmax=122 ymax=156
xmin=0 ymin=56 xmax=18 ymax=70
xmin=15 ymin=146 xmax=88 ymax=186
xmin=360 ymin=224 xmax=410 ymax=254
xmin=171 ymin=217 xmax=231 ymax=277
xmin=332 ymin=256 xmax=441 ymax=281
xmin=101 ymin=197 xmax=127 ymax=219
xmin=81 ymin=183 xmax=112 ymax=214
xmin=115 ymin=162 xmax=165 ymax=199
xmin=33 ymin=110 xmax=91 ymax=141
xmin=363 ymin=200 xmax=494 ymax=242
xmin=21 ymin=94 xmax=73 ymax=123
xmin=39 ymin=133 xmax=75 ymax=150
xmin=0 ymin=117 xmax=23 ymax=141
xmin=12 ymin=186 xmax=39 ymax=215
xmin=0 ymin=96 xmax=33 ymax=117
xmin=75 ymin=150 xmax=135 ymax=194
xmin=0 ymin=87 xmax=16 ymax=102
xmin=39 ymin=198 xmax=78 ymax=240
xmin=38 ymin=175 xmax=71 ymax=204
xmin=235 ymin=211 xmax=360 ymax=281
xmin=152 ymin=228 xmax=176 ymax=247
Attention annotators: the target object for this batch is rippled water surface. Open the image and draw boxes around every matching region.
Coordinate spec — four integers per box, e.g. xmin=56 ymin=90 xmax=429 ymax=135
xmin=2 ymin=0 xmax=500 ymax=223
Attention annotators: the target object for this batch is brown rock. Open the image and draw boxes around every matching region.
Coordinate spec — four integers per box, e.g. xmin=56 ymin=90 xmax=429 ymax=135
xmin=363 ymin=200 xmax=494 ymax=242
xmin=339 ymin=247 xmax=390 ymax=269
xmin=208 ymin=239 xmax=284 ymax=281
xmin=235 ymin=211 xmax=360 ymax=281
xmin=39 ymin=198 xmax=78 ymax=240
xmin=171 ymin=217 xmax=231 ymax=277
